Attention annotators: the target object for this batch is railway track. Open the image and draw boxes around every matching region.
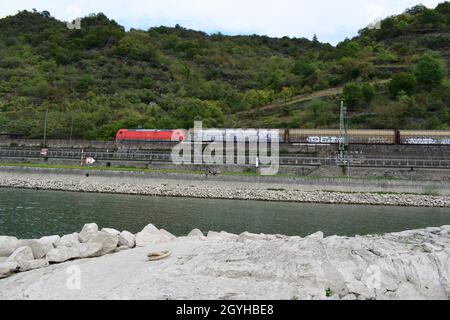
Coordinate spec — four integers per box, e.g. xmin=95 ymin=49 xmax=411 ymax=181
xmin=1 ymin=147 xmax=450 ymax=169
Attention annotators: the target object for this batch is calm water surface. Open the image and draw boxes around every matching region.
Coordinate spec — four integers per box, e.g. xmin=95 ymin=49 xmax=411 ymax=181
xmin=0 ymin=188 xmax=449 ymax=239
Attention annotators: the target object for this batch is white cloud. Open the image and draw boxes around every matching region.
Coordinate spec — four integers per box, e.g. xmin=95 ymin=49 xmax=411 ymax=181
xmin=0 ymin=0 xmax=443 ymax=44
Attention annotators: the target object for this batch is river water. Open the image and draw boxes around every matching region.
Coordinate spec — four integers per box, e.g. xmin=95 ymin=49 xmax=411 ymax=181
xmin=0 ymin=188 xmax=449 ymax=239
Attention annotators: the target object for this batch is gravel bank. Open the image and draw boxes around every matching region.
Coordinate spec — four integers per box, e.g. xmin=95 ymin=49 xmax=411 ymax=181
xmin=0 ymin=169 xmax=449 ymax=207
xmin=0 ymin=224 xmax=449 ymax=300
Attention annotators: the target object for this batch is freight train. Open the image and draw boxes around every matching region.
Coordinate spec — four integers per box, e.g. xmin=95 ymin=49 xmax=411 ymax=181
xmin=115 ymin=129 xmax=450 ymax=145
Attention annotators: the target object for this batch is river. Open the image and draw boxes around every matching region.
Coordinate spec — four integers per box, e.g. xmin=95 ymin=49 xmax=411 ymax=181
xmin=0 ymin=188 xmax=449 ymax=239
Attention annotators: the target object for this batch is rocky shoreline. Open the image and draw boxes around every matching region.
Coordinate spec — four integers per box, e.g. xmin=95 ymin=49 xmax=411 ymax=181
xmin=0 ymin=223 xmax=449 ymax=300
xmin=0 ymin=170 xmax=449 ymax=207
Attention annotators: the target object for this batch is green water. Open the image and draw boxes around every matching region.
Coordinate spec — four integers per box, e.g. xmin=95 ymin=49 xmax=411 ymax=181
xmin=0 ymin=188 xmax=449 ymax=239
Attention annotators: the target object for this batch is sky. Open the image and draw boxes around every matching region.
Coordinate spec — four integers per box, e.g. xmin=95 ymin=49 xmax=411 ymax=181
xmin=0 ymin=0 xmax=444 ymax=45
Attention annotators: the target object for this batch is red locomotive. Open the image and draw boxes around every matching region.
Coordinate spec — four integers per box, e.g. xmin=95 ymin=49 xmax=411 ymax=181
xmin=116 ymin=129 xmax=187 ymax=142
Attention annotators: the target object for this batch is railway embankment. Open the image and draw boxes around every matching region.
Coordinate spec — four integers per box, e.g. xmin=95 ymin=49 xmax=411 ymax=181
xmin=0 ymin=166 xmax=449 ymax=207
xmin=0 ymin=223 xmax=449 ymax=300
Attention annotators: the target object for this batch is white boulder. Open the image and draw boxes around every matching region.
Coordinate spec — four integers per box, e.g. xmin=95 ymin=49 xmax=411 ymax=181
xmin=75 ymin=243 xmax=103 ymax=259
xmin=79 ymin=223 xmax=99 ymax=243
xmin=56 ymin=233 xmax=80 ymax=247
xmin=307 ymin=231 xmax=325 ymax=240
xmin=39 ymin=235 xmax=60 ymax=247
xmin=160 ymin=229 xmax=176 ymax=240
xmin=17 ymin=240 xmax=53 ymax=259
xmin=0 ymin=236 xmax=19 ymax=257
xmin=19 ymin=259 xmax=49 ymax=272
xmin=46 ymin=247 xmax=80 ymax=263
xmin=87 ymin=231 xmax=118 ymax=255
xmin=118 ymin=231 xmax=136 ymax=248
xmin=101 ymin=228 xmax=120 ymax=236
xmin=136 ymin=224 xmax=170 ymax=247
xmin=187 ymin=229 xmax=204 ymax=238
xmin=0 ymin=262 xmax=18 ymax=278
xmin=7 ymin=247 xmax=34 ymax=268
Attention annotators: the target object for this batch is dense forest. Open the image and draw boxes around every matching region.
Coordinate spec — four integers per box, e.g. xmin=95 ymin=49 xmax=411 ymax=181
xmin=0 ymin=2 xmax=449 ymax=139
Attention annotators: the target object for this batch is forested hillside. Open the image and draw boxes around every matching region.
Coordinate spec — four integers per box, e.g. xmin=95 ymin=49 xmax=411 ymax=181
xmin=0 ymin=2 xmax=449 ymax=139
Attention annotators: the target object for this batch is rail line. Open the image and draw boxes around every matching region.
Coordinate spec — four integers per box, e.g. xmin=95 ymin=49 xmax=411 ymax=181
xmin=1 ymin=147 xmax=450 ymax=169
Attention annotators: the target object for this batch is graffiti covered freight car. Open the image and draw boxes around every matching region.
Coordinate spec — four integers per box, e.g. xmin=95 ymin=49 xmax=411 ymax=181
xmin=287 ymin=129 xmax=397 ymax=145
xmin=187 ymin=128 xmax=284 ymax=143
xmin=399 ymin=130 xmax=450 ymax=145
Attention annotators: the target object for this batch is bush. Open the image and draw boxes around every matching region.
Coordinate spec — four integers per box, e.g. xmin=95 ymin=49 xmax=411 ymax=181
xmin=343 ymin=82 xmax=363 ymax=109
xmin=415 ymin=54 xmax=445 ymax=88
xmin=389 ymin=73 xmax=417 ymax=98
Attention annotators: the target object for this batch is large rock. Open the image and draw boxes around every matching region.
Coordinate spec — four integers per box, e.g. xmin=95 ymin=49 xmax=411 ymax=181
xmin=79 ymin=223 xmax=99 ymax=243
xmin=56 ymin=233 xmax=80 ymax=247
xmin=17 ymin=240 xmax=53 ymax=259
xmin=39 ymin=235 xmax=60 ymax=247
xmin=7 ymin=247 xmax=34 ymax=268
xmin=136 ymin=224 xmax=170 ymax=247
xmin=19 ymin=259 xmax=49 ymax=272
xmin=0 ymin=262 xmax=18 ymax=278
xmin=46 ymin=247 xmax=80 ymax=263
xmin=101 ymin=228 xmax=120 ymax=236
xmin=118 ymin=231 xmax=136 ymax=248
xmin=160 ymin=229 xmax=176 ymax=240
xmin=75 ymin=243 xmax=103 ymax=259
xmin=187 ymin=229 xmax=204 ymax=238
xmin=0 ymin=236 xmax=19 ymax=257
xmin=87 ymin=231 xmax=118 ymax=256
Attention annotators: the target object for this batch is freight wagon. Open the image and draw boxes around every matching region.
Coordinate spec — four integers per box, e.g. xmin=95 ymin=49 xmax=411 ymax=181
xmin=187 ymin=128 xmax=284 ymax=143
xmin=399 ymin=130 xmax=450 ymax=145
xmin=287 ymin=129 xmax=397 ymax=145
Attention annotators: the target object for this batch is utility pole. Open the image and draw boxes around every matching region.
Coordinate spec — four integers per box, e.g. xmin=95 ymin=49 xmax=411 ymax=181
xmin=338 ymin=101 xmax=349 ymax=172
xmin=43 ymin=109 xmax=49 ymax=147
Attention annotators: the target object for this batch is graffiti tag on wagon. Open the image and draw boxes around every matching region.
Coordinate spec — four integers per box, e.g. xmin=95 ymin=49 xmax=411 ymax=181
xmin=306 ymin=136 xmax=344 ymax=144
xmin=405 ymin=138 xmax=450 ymax=145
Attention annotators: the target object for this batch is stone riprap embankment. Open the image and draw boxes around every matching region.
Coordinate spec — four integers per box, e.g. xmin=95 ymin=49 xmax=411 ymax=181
xmin=0 ymin=169 xmax=449 ymax=207
xmin=0 ymin=224 xmax=449 ymax=300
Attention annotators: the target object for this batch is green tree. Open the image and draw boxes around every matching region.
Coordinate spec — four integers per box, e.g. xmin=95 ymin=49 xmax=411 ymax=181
xmin=389 ymin=72 xmax=417 ymax=98
xmin=415 ymin=54 xmax=445 ymax=88
xmin=342 ymin=82 xmax=363 ymax=109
